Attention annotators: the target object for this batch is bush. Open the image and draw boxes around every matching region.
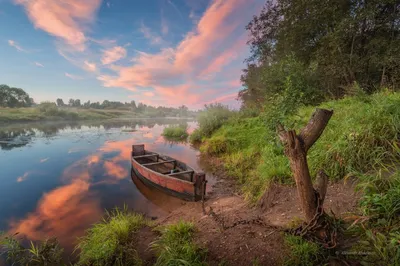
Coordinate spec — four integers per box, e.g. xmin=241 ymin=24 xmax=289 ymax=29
xmin=75 ymin=208 xmax=148 ymax=266
xmin=190 ymin=103 xmax=235 ymax=144
xmin=162 ymin=124 xmax=189 ymax=140
xmin=189 ymin=128 xmax=203 ymax=143
xmin=37 ymin=102 xmax=58 ymax=114
xmin=151 ymin=221 xmax=207 ymax=266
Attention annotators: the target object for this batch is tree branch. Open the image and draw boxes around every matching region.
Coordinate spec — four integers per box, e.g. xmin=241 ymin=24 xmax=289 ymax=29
xmin=299 ymin=108 xmax=333 ymax=152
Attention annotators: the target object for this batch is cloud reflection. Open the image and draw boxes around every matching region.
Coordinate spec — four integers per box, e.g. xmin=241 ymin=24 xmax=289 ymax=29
xmin=7 ymin=123 xmax=200 ymax=251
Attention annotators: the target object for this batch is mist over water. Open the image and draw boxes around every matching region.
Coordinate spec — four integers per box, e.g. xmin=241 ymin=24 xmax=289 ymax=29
xmin=0 ymin=119 xmax=211 ymax=259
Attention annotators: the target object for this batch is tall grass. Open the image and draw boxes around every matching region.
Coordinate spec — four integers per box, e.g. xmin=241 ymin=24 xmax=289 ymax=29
xmin=162 ymin=124 xmax=189 ymax=140
xmin=347 ymin=171 xmax=400 ymax=265
xmin=291 ymin=91 xmax=400 ymax=179
xmin=75 ymin=208 xmax=148 ymax=266
xmin=151 ymin=221 xmax=207 ymax=266
xmin=200 ymin=91 xmax=400 ymax=202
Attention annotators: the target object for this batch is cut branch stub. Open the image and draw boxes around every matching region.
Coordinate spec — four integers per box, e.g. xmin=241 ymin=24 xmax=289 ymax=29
xmin=299 ymin=108 xmax=333 ymax=152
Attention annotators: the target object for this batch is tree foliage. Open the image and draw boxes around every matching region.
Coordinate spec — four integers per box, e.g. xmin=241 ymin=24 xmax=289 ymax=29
xmin=0 ymin=84 xmax=33 ymax=107
xmin=240 ymin=0 xmax=400 ymax=109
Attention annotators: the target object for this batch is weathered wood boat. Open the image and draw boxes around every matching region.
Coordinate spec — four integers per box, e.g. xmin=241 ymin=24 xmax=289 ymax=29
xmin=131 ymin=144 xmax=207 ymax=201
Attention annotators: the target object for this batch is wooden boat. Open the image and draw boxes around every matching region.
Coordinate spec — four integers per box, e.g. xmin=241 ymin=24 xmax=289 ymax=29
xmin=131 ymin=144 xmax=207 ymax=201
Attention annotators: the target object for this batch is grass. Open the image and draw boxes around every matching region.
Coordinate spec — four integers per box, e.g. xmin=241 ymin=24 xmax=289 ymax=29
xmin=75 ymin=208 xmax=149 ymax=266
xmin=0 ymin=106 xmax=129 ymax=123
xmin=162 ymin=124 xmax=189 ymax=140
xmin=283 ymin=235 xmax=323 ymax=266
xmin=0 ymin=233 xmax=64 ymax=266
xmin=346 ymin=171 xmax=400 ymax=265
xmin=199 ymin=91 xmax=400 ymax=203
xmin=1 ymin=213 xmax=209 ymax=266
xmin=151 ymin=221 xmax=208 ymax=266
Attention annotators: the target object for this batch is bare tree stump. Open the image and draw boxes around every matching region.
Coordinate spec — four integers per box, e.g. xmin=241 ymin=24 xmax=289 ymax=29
xmin=278 ymin=108 xmax=336 ymax=247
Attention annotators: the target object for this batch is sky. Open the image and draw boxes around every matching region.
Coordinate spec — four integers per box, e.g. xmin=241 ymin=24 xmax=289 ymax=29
xmin=0 ymin=0 xmax=265 ymax=109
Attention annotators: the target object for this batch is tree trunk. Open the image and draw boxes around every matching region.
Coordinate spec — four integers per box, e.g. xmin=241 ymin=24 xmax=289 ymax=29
xmin=278 ymin=108 xmax=333 ymax=222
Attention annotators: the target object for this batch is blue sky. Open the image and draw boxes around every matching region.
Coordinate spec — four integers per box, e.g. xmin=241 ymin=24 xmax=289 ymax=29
xmin=0 ymin=0 xmax=265 ymax=108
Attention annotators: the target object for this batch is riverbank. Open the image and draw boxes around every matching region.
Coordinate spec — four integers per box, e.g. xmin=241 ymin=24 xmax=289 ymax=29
xmin=188 ymin=90 xmax=400 ymax=265
xmin=0 ymin=107 xmax=197 ymax=124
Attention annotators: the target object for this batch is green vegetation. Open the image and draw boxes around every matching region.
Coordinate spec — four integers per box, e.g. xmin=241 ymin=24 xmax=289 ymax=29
xmin=196 ymin=91 xmax=400 ymax=264
xmin=0 ymin=106 xmax=125 ymax=123
xmin=151 ymin=221 xmax=207 ymax=266
xmin=0 ymin=233 xmax=64 ymax=266
xmin=75 ymin=208 xmax=148 ymax=265
xmin=1 ymin=211 xmax=208 ymax=266
xmin=0 ymin=84 xmax=33 ymax=108
xmin=346 ymin=171 xmax=400 ymax=265
xmin=189 ymin=103 xmax=234 ymax=143
xmin=162 ymin=124 xmax=189 ymax=140
xmin=283 ymin=235 xmax=323 ymax=266
xmin=240 ymin=0 xmax=400 ymax=110
xmin=198 ymin=91 xmax=400 ymax=202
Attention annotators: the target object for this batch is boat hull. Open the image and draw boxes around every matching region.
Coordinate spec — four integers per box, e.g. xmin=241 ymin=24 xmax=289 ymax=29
xmin=131 ymin=145 xmax=206 ymax=201
xmin=131 ymin=165 xmax=196 ymax=201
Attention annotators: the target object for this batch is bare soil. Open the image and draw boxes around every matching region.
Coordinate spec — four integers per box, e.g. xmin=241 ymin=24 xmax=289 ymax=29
xmin=138 ymin=170 xmax=361 ymax=265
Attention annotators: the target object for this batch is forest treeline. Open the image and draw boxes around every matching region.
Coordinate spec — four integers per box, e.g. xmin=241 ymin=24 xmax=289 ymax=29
xmin=0 ymin=84 xmax=195 ymax=118
xmin=239 ymin=0 xmax=399 ymax=114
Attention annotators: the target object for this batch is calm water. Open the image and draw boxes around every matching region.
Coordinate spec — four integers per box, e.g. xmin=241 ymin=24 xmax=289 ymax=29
xmin=0 ymin=119 xmax=211 ymax=261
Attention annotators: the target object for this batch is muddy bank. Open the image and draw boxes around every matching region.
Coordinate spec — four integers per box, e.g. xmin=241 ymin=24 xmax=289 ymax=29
xmin=145 ymin=166 xmax=361 ymax=265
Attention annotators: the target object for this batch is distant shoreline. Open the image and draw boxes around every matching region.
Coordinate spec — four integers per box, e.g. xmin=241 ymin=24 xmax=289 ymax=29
xmin=0 ymin=107 xmax=196 ymax=124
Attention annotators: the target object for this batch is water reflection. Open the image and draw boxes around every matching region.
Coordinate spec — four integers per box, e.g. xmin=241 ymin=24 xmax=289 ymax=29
xmin=0 ymin=119 xmax=209 ymax=258
xmin=0 ymin=118 xmax=192 ymax=151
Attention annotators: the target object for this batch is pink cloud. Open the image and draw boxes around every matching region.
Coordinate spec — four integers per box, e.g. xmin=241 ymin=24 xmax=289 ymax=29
xmin=199 ymin=35 xmax=247 ymax=77
xmin=203 ymin=92 xmax=238 ymax=105
xmin=143 ymin=91 xmax=155 ymax=97
xmin=84 ymin=60 xmax=96 ymax=72
xmin=101 ymin=46 xmax=127 ymax=65
xmin=98 ymin=0 xmax=263 ymax=107
xmin=17 ymin=172 xmax=30 ymax=182
xmin=15 ymin=0 xmax=101 ymax=51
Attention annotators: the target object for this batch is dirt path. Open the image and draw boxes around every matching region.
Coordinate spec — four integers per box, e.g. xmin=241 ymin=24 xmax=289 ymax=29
xmin=142 ymin=170 xmax=361 ymax=265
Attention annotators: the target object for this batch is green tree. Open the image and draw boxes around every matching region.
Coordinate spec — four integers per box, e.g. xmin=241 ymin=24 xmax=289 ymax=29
xmin=83 ymin=100 xmax=91 ymax=109
xmin=56 ymin=98 xmax=64 ymax=107
xmin=137 ymin=102 xmax=146 ymax=113
xmin=240 ymin=0 xmax=400 ymax=109
xmin=74 ymin=99 xmax=81 ymax=107
xmin=0 ymin=84 xmax=33 ymax=107
xmin=68 ymin=99 xmax=75 ymax=107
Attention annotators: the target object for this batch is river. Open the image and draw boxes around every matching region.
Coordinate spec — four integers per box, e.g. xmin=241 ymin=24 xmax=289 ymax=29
xmin=0 ymin=118 xmax=213 ymax=262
